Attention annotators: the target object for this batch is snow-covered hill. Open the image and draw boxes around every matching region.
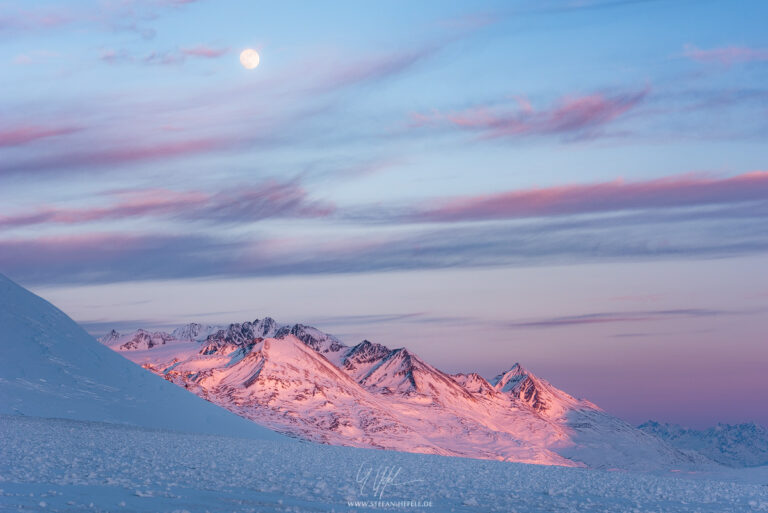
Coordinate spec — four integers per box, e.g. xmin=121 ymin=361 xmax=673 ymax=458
xmin=0 ymin=273 xmax=282 ymax=441
xmin=639 ymin=421 xmax=768 ymax=467
xmin=100 ymin=316 xmax=700 ymax=469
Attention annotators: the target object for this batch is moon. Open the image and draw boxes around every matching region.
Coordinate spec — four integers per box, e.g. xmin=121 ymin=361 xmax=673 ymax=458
xmin=239 ymin=49 xmax=260 ymax=70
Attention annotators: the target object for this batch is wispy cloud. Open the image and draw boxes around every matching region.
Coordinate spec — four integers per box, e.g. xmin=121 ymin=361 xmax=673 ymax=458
xmin=401 ymin=171 xmax=768 ymax=223
xmin=316 ymin=47 xmax=435 ymax=91
xmin=0 ymin=6 xmax=71 ymax=33
xmin=0 ymin=233 xmax=231 ymax=284
xmin=0 ymin=0 xmax=200 ymax=37
xmin=305 ymin=313 xmax=427 ymax=326
xmin=683 ymin=44 xmax=768 ymax=66
xmin=503 ymin=308 xmax=735 ymax=329
xmin=0 ymin=136 xmax=229 ymax=175
xmin=180 ymin=44 xmax=228 ymax=58
xmin=0 ymin=125 xmax=80 ymax=148
xmin=0 ymin=181 xmax=333 ymax=230
xmin=3 ymin=199 xmax=768 ymax=285
xmin=316 ymin=307 xmax=756 ymax=331
xmin=101 ymin=44 xmax=229 ymax=66
xmin=411 ymin=89 xmax=648 ymax=141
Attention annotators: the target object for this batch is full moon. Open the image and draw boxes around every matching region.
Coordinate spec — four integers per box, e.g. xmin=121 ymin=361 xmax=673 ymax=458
xmin=239 ymin=48 xmax=260 ymax=70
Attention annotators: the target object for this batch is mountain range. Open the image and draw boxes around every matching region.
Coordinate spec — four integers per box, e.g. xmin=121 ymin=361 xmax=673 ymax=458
xmin=639 ymin=420 xmax=768 ymax=467
xmin=99 ymin=318 xmax=703 ymax=469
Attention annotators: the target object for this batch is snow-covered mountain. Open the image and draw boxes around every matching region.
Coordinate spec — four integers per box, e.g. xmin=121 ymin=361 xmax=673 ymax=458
xmin=639 ymin=421 xmax=768 ymax=467
xmin=0 ymin=273 xmax=282 ymax=441
xmin=100 ymin=317 xmax=701 ymax=469
xmin=2 ymin=273 xmax=762 ymax=513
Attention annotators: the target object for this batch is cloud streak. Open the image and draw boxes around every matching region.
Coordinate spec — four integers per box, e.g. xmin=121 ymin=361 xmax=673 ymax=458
xmin=502 ymin=308 xmax=736 ymax=329
xmin=0 ymin=136 xmax=231 ymax=175
xmin=406 ymin=171 xmax=768 ymax=223
xmin=101 ymin=44 xmax=229 ymax=66
xmin=0 ymin=1 xmax=200 ymax=37
xmin=0 ymin=125 xmax=80 ymax=147
xmin=180 ymin=45 xmax=228 ymax=58
xmin=411 ymin=89 xmax=648 ymax=140
xmin=3 ymin=199 xmax=768 ymax=286
xmin=0 ymin=181 xmax=333 ymax=230
xmin=318 ymin=47 xmax=435 ymax=91
xmin=683 ymin=44 xmax=768 ymax=66
xmin=309 ymin=307 xmax=756 ymax=331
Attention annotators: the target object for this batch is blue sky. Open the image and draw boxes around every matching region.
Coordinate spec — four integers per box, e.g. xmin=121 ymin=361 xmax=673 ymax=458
xmin=1 ymin=0 xmax=767 ymax=427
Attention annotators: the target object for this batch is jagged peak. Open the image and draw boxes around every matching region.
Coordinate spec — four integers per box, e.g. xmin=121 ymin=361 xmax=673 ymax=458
xmin=253 ymin=317 xmax=278 ymax=334
xmin=452 ymin=372 xmax=494 ymax=395
xmin=391 ymin=347 xmax=410 ymax=357
xmin=98 ymin=329 xmax=122 ymax=345
xmin=276 ymin=323 xmax=346 ymax=354
xmin=347 ymin=339 xmax=390 ymax=356
xmin=170 ymin=322 xmax=218 ymax=341
xmin=505 ymin=362 xmax=528 ymax=375
xmin=492 ymin=362 xmax=533 ymax=390
xmin=454 ymin=371 xmax=491 ymax=382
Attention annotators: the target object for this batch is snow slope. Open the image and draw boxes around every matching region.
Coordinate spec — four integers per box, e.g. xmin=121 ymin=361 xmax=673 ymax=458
xmin=102 ymin=317 xmax=700 ymax=470
xmin=0 ymin=273 xmax=283 ymax=440
xmin=2 ymin=415 xmax=766 ymax=513
xmin=640 ymin=421 xmax=768 ymax=467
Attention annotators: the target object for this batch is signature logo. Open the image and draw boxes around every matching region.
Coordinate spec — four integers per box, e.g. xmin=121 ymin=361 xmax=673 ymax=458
xmin=355 ymin=463 xmax=424 ymax=500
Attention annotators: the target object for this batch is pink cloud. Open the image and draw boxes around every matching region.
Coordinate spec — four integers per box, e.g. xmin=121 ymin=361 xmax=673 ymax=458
xmin=0 ymin=125 xmax=80 ymax=147
xmin=101 ymin=44 xmax=229 ymax=66
xmin=0 ymin=1 xmax=199 ymax=35
xmin=412 ymin=89 xmax=648 ymax=140
xmin=413 ymin=171 xmax=768 ymax=222
xmin=2 ymin=136 xmax=229 ymax=174
xmin=181 ymin=45 xmax=229 ymax=59
xmin=683 ymin=44 xmax=768 ymax=66
xmin=0 ymin=181 xmax=334 ymax=230
xmin=0 ymin=7 xmax=71 ymax=32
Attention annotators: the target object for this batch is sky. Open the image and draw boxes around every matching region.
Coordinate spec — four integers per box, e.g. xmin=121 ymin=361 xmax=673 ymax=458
xmin=1 ymin=0 xmax=767 ymax=428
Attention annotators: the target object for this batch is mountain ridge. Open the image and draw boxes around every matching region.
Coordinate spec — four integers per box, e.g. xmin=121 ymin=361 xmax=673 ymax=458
xmin=639 ymin=420 xmax=768 ymax=467
xmin=100 ymin=317 xmax=703 ymax=469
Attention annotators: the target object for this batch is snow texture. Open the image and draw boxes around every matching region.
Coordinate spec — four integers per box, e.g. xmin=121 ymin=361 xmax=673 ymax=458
xmin=2 ymin=415 xmax=767 ymax=513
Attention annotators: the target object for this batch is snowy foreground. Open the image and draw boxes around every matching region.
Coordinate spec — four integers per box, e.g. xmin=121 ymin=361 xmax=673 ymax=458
xmin=2 ymin=416 xmax=767 ymax=513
